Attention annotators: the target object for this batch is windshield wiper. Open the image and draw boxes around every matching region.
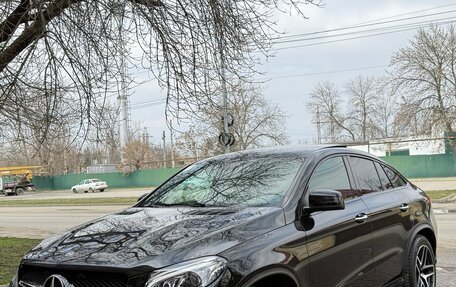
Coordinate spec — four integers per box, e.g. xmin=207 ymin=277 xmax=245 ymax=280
xmin=152 ymin=200 xmax=206 ymax=207
xmin=150 ymin=200 xmax=227 ymax=207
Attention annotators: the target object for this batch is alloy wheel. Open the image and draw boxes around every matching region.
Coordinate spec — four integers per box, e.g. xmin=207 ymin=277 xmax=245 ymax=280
xmin=415 ymin=245 xmax=435 ymax=287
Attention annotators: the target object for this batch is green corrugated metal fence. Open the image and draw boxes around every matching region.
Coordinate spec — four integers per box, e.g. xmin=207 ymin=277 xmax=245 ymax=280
xmin=33 ymin=168 xmax=181 ymax=191
xmin=380 ymin=153 xmax=456 ymax=178
xmin=32 ymin=151 xmax=456 ymax=191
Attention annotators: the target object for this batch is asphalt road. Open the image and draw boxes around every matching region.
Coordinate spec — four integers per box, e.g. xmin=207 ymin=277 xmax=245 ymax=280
xmin=0 ymin=192 xmax=455 ymax=286
xmin=0 ymin=187 xmax=153 ymax=201
xmin=432 ymin=205 xmax=456 ymax=287
xmin=0 ymin=188 xmax=153 ymax=238
xmin=0 ymin=205 xmax=124 ymax=239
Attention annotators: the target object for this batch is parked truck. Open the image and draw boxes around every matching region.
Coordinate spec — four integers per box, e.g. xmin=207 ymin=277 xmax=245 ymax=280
xmin=0 ymin=176 xmax=35 ymax=196
xmin=0 ymin=166 xmax=41 ymax=196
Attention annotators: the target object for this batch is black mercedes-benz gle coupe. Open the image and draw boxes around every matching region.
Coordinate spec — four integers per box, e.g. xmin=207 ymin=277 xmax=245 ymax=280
xmin=11 ymin=145 xmax=437 ymax=287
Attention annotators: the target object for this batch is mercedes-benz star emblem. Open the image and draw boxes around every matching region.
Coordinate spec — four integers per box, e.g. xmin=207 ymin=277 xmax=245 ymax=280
xmin=43 ymin=275 xmax=71 ymax=287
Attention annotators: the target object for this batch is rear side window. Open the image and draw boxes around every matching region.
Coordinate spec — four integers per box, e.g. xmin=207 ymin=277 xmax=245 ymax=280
xmin=374 ymin=162 xmax=393 ymax=190
xmin=383 ymin=165 xmax=407 ymax=188
xmin=308 ymin=157 xmax=354 ymax=199
xmin=349 ymin=157 xmax=382 ymax=195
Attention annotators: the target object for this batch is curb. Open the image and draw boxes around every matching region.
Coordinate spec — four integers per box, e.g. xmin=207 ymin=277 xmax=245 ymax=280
xmin=433 ymin=194 xmax=456 ymax=204
xmin=433 ymin=209 xmax=456 ymax=214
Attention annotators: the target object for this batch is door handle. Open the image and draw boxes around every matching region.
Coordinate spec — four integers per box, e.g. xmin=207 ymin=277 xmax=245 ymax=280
xmin=399 ymin=203 xmax=409 ymax=212
xmin=355 ymin=213 xmax=368 ymax=223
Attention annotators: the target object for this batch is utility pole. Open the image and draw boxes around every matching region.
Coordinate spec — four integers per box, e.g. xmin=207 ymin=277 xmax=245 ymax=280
xmin=169 ymin=121 xmax=175 ymax=168
xmin=142 ymin=127 xmax=149 ymax=146
xmin=216 ymin=17 xmax=230 ymax=154
xmin=221 ymin=60 xmax=230 ymax=154
xmin=118 ymin=94 xmax=128 ymax=149
xmin=316 ymin=107 xmax=321 ymax=144
xmin=162 ymin=130 xmax=167 ymax=169
xmin=117 ymin=9 xmax=129 ymax=155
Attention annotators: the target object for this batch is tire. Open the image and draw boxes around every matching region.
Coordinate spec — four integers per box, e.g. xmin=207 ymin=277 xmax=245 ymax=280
xmin=89 ymin=187 xmax=94 ymax=193
xmin=84 ymin=190 xmax=88 ymax=193
xmin=99 ymin=189 xmax=104 ymax=192
xmin=16 ymin=188 xmax=24 ymax=195
xmin=403 ymin=235 xmax=436 ymax=287
xmin=72 ymin=188 xmax=78 ymax=193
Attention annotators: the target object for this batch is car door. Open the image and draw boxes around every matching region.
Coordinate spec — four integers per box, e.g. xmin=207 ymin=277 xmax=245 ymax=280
xmin=87 ymin=179 xmax=94 ymax=190
xmin=303 ymin=156 xmax=375 ymax=287
xmin=76 ymin=180 xmax=84 ymax=192
xmin=347 ymin=157 xmax=413 ymax=286
xmin=82 ymin=180 xmax=90 ymax=192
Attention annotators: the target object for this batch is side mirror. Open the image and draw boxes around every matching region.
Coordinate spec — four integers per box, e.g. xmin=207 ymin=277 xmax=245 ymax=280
xmin=304 ymin=189 xmax=345 ymax=214
xmin=138 ymin=192 xmax=149 ymax=202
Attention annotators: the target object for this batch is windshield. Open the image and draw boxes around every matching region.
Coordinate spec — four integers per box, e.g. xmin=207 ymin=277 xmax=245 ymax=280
xmin=139 ymin=155 xmax=304 ymax=207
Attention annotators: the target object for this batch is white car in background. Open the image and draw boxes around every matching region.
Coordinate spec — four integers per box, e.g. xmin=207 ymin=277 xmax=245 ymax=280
xmin=71 ymin=178 xmax=108 ymax=193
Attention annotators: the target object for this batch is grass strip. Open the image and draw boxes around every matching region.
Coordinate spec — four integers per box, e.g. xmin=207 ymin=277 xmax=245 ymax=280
xmin=426 ymin=190 xmax=456 ymax=200
xmin=0 ymin=237 xmax=41 ymax=285
xmin=0 ymin=197 xmax=137 ymax=206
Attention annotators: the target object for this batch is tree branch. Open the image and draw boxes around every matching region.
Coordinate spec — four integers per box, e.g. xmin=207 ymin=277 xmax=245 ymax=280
xmin=0 ymin=0 xmax=82 ymax=73
xmin=0 ymin=0 xmax=30 ymax=43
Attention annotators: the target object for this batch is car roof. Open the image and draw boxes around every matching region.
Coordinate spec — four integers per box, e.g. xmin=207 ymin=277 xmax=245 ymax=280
xmin=202 ymin=144 xmax=349 ymax=161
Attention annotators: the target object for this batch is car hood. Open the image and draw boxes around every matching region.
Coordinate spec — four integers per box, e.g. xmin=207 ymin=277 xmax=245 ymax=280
xmin=24 ymin=206 xmax=285 ymax=268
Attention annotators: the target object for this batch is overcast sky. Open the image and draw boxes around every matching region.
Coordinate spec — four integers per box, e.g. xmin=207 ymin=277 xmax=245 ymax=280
xmin=126 ymin=0 xmax=456 ymax=146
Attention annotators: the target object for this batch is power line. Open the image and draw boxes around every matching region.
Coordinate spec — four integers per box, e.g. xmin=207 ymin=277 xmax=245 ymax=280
xmin=274 ymin=16 xmax=456 ymax=45
xmin=348 ymin=2 xmax=456 ymax=26
xmin=129 ymin=97 xmax=167 ymax=110
xmin=130 ymin=101 xmax=166 ymax=110
xmin=273 ymin=19 xmax=456 ymax=51
xmin=129 ymin=97 xmax=166 ymax=107
xmin=267 ymin=64 xmax=387 ymax=80
xmin=275 ymin=6 xmax=456 ymax=41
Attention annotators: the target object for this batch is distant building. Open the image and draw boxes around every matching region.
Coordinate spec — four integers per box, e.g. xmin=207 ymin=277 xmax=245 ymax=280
xmin=87 ymin=164 xmax=118 ymax=174
xmin=351 ymin=135 xmax=449 ymax=156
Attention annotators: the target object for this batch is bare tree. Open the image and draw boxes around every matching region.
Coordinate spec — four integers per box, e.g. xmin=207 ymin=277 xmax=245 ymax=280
xmin=176 ymin=83 xmax=287 ymax=156
xmin=370 ymin=78 xmax=400 ymax=139
xmin=0 ymin=90 xmax=123 ymax=174
xmin=176 ymin=125 xmax=221 ymax=159
xmin=345 ymin=75 xmax=380 ymax=141
xmin=307 ymin=81 xmax=354 ymax=142
xmin=390 ymin=25 xmax=456 ymax=134
xmin=392 ymin=102 xmax=433 ymax=137
xmin=120 ymin=139 xmax=156 ymax=172
xmin=0 ymin=0 xmax=320 ymax=148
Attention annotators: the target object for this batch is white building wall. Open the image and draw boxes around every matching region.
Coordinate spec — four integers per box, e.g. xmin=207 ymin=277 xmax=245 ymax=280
xmin=350 ymin=136 xmax=446 ymax=156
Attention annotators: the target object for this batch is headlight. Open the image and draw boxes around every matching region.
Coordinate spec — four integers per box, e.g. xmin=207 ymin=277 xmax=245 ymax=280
xmin=145 ymin=256 xmax=227 ymax=287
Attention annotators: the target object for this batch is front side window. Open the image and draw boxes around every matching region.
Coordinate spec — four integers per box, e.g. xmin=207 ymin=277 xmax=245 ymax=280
xmin=307 ymin=157 xmax=354 ymax=199
xmin=349 ymin=157 xmax=382 ymax=195
xmin=139 ymin=155 xmax=304 ymax=207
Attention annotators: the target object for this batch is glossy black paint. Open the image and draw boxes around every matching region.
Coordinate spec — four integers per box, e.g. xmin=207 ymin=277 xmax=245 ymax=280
xmin=18 ymin=145 xmax=437 ymax=287
xmin=24 ymin=206 xmax=285 ymax=268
